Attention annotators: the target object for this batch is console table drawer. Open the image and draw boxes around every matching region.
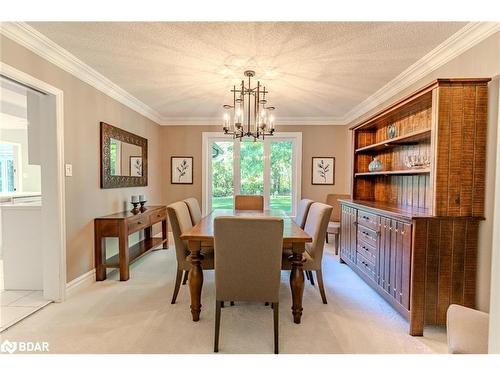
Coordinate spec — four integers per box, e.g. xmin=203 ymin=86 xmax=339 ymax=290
xmin=128 ymin=216 xmax=151 ymax=233
xmin=150 ymin=208 xmax=167 ymax=224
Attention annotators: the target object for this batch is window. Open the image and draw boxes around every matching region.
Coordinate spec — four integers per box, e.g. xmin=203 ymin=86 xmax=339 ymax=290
xmin=0 ymin=143 xmax=20 ymax=193
xmin=203 ymin=132 xmax=302 ymax=215
xmin=211 ymin=141 xmax=234 ymax=209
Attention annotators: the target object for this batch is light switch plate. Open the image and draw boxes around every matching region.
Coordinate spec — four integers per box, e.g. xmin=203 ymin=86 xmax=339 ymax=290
xmin=65 ymin=164 xmax=73 ymax=177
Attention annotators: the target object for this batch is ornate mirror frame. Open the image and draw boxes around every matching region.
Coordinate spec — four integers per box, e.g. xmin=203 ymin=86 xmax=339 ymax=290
xmin=100 ymin=122 xmax=148 ymax=189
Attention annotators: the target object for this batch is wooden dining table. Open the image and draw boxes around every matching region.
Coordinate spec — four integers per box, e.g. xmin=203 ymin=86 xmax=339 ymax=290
xmin=180 ymin=209 xmax=312 ymax=324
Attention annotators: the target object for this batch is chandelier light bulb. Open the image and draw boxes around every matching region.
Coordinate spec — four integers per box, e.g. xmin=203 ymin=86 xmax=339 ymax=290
xmin=269 ymin=114 xmax=275 ymax=130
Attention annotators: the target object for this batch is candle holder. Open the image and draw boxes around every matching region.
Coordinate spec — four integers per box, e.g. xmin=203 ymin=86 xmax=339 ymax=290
xmin=131 ymin=202 xmax=140 ymax=214
xmin=139 ymin=200 xmax=147 ymax=212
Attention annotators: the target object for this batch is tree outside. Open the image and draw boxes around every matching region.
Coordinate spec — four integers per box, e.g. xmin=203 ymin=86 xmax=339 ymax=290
xmin=211 ymin=140 xmax=293 ymax=212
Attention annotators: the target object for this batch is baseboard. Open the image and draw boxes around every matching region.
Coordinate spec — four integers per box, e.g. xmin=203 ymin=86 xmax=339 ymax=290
xmin=65 ymin=268 xmax=96 ymax=298
xmin=64 ymin=236 xmax=171 ymax=299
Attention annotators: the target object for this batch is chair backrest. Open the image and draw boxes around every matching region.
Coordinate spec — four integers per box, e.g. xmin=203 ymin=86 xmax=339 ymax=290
xmin=183 ymin=197 xmax=202 ymax=225
xmin=304 ymin=202 xmax=333 ymax=265
xmin=234 ymin=195 xmax=264 ymax=210
xmin=214 ymin=216 xmax=283 ymax=302
xmin=295 ymin=198 xmax=314 ymax=229
xmin=167 ymin=201 xmax=194 ymax=265
xmin=326 ymin=194 xmax=350 ymax=222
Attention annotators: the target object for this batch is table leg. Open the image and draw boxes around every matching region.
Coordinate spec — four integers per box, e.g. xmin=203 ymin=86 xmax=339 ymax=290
xmin=289 ymin=242 xmax=305 ymax=324
xmin=144 ymin=226 xmax=152 ymax=240
xmin=118 ymin=224 xmax=130 ymax=281
xmin=94 ymin=224 xmax=106 ymax=281
xmin=188 ymin=240 xmax=204 ymax=321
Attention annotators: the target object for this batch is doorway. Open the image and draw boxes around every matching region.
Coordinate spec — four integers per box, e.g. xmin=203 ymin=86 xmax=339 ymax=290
xmin=0 ymin=63 xmax=66 ymax=331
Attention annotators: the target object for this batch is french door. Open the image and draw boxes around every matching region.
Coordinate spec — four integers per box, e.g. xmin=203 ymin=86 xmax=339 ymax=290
xmin=202 ymin=132 xmax=302 ymax=216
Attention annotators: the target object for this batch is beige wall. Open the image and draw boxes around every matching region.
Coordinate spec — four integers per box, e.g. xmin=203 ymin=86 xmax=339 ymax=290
xmin=489 ymin=82 xmax=500 ymax=353
xmin=161 ymin=125 xmax=350 ymax=208
xmin=348 ymin=31 xmax=500 ymax=312
xmin=0 ymin=35 xmax=164 ymax=282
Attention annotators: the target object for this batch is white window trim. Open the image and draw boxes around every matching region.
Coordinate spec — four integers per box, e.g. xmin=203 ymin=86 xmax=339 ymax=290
xmin=202 ymin=132 xmax=302 ymax=216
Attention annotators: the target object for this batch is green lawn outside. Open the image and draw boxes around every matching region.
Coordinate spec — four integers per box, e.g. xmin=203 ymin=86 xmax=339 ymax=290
xmin=212 ymin=196 xmax=292 ymax=212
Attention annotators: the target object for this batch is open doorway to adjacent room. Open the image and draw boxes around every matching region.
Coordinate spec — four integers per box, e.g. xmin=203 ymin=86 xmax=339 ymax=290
xmin=0 ymin=68 xmax=66 ymax=332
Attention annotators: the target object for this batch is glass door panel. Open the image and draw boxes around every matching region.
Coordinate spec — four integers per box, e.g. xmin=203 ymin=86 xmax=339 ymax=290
xmin=211 ymin=141 xmax=234 ymax=209
xmin=270 ymin=141 xmax=293 ymax=212
xmin=240 ymin=141 xmax=264 ymax=195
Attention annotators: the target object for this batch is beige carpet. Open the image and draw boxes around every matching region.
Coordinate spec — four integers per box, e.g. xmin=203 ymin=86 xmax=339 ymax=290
xmin=0 ymin=241 xmax=447 ymax=354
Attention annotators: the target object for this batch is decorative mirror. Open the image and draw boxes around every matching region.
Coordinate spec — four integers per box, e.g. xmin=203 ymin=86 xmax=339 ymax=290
xmin=100 ymin=122 xmax=148 ymax=188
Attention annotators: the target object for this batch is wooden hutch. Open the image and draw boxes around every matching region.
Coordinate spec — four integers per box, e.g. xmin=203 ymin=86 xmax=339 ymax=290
xmin=339 ymin=78 xmax=490 ymax=336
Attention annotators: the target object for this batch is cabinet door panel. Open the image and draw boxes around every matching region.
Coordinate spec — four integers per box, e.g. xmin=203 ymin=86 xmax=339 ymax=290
xmin=395 ymin=220 xmax=404 ymax=304
xmin=349 ymin=207 xmax=358 ymax=263
xmin=401 ymin=222 xmax=412 ymax=309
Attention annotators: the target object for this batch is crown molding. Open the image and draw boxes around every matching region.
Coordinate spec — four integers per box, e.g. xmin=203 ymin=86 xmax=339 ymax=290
xmin=343 ymin=22 xmax=500 ymax=125
xmin=2 ymin=22 xmax=498 ymax=128
xmin=160 ymin=116 xmax=346 ymax=126
xmin=0 ymin=22 xmax=163 ymax=124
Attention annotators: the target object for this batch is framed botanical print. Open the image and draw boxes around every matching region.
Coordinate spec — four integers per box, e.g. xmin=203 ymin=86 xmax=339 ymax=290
xmin=311 ymin=157 xmax=335 ymax=185
xmin=129 ymin=156 xmax=143 ymax=177
xmin=171 ymin=156 xmax=193 ymax=184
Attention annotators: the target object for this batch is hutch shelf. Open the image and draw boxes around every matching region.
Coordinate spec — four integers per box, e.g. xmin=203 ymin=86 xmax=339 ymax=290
xmin=339 ymin=78 xmax=490 ymax=336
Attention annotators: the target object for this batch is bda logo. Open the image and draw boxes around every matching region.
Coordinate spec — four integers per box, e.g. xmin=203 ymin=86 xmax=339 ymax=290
xmin=0 ymin=340 xmax=17 ymax=354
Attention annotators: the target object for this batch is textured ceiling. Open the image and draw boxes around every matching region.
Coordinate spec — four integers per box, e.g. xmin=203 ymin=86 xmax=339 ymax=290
xmin=28 ymin=22 xmax=466 ymax=123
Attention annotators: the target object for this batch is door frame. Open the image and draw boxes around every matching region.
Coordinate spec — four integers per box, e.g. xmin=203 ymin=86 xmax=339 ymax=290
xmin=202 ymin=131 xmax=302 ymax=216
xmin=0 ymin=62 xmax=67 ymax=302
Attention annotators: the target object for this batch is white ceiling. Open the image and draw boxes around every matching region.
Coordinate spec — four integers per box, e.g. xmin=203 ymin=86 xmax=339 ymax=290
xmin=27 ymin=22 xmax=466 ymax=124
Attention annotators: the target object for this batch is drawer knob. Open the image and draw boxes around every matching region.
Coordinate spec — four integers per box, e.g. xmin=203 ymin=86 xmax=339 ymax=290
xmin=138 ymin=221 xmax=143 ymax=225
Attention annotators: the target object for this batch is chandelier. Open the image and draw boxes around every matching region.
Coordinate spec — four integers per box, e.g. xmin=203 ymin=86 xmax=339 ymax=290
xmin=222 ymin=70 xmax=276 ymax=140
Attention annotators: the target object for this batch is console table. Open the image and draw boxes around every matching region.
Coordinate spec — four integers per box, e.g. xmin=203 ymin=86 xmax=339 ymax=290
xmin=94 ymin=205 xmax=168 ymax=281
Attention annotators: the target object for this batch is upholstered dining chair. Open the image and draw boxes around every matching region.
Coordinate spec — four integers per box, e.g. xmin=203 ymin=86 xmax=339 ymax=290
xmin=282 ymin=202 xmax=333 ymax=304
xmin=325 ymin=194 xmax=350 ymax=255
xmin=294 ymin=198 xmax=314 ymax=229
xmin=213 ymin=216 xmax=284 ymax=354
xmin=183 ymin=197 xmax=202 ymax=225
xmin=167 ymin=201 xmax=214 ymax=304
xmin=234 ymin=195 xmax=264 ymax=210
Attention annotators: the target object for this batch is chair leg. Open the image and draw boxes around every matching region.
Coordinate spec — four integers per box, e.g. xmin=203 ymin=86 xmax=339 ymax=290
xmin=305 ymin=271 xmax=310 ymax=281
xmin=214 ymin=300 xmax=222 ymax=352
xmin=335 ymin=233 xmax=339 ymax=255
xmin=273 ymin=302 xmax=279 ymax=354
xmin=308 ymin=270 xmax=315 ymax=286
xmin=316 ymin=269 xmax=328 ymax=304
xmin=182 ymin=270 xmax=189 ymax=285
xmin=230 ymin=301 xmax=235 ymax=306
xmin=171 ymin=268 xmax=183 ymax=304
xmin=325 ymin=233 xmax=329 ymax=243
